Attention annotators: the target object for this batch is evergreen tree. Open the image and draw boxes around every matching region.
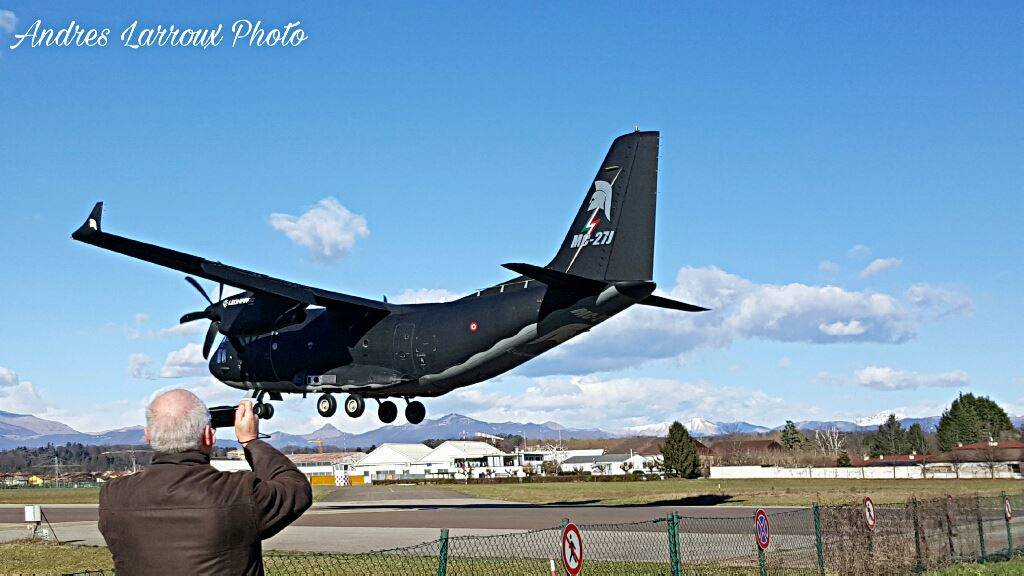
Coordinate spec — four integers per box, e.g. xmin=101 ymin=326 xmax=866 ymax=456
xmin=836 ymin=451 xmax=852 ymax=467
xmin=936 ymin=393 xmax=1014 ymax=451
xmin=907 ymin=423 xmax=929 ymax=454
xmin=780 ymin=421 xmax=807 ymax=451
xmin=660 ymin=421 xmax=700 ymax=479
xmin=869 ymin=414 xmax=908 ymax=456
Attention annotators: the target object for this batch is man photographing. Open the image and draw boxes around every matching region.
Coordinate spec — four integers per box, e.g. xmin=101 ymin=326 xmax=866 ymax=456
xmin=99 ymin=389 xmax=312 ymax=575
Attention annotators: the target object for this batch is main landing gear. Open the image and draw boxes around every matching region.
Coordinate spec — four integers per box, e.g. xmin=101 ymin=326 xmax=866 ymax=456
xmin=252 ymin=391 xmax=275 ymax=420
xmin=314 ymin=392 xmax=425 ymax=425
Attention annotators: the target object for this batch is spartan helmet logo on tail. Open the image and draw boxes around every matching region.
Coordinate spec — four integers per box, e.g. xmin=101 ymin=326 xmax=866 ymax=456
xmin=587 ymin=179 xmax=614 ymax=220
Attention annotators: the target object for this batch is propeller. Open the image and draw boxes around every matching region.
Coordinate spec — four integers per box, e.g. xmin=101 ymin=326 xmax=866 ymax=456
xmin=180 ymin=276 xmax=224 ymax=359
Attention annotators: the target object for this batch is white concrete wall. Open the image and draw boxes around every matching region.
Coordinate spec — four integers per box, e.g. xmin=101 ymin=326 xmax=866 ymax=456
xmin=710 ymin=463 xmax=1022 ymax=480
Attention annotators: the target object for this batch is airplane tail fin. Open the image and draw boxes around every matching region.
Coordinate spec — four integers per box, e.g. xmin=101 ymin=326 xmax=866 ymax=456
xmin=546 ymin=130 xmax=658 ymax=282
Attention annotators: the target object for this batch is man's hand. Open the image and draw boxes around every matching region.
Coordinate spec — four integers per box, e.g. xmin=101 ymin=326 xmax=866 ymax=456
xmin=235 ymin=400 xmax=259 ymax=445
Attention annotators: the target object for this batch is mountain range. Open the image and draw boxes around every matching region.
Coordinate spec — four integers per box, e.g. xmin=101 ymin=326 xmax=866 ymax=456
xmin=0 ymin=410 xmax=1020 ymax=450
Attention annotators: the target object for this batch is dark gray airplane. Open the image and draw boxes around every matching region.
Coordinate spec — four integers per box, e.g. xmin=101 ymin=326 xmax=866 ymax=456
xmin=72 ymin=131 xmax=706 ymax=425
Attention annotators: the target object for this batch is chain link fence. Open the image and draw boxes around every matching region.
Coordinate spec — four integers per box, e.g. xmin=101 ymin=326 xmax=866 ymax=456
xmin=58 ymin=491 xmax=1023 ymax=575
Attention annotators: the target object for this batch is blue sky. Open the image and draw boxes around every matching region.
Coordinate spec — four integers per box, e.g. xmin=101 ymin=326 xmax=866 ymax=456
xmin=0 ymin=2 xmax=1021 ymax=435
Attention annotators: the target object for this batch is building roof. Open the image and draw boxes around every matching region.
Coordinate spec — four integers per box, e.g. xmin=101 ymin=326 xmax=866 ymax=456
xmin=433 ymin=441 xmax=506 ymax=457
xmin=853 ymin=453 xmax=934 ymax=467
xmin=286 ymin=451 xmax=364 ymax=465
xmin=358 ymin=443 xmax=433 ymax=464
xmin=561 ymin=453 xmax=637 ymax=465
xmin=955 ymin=440 xmax=1024 ymax=451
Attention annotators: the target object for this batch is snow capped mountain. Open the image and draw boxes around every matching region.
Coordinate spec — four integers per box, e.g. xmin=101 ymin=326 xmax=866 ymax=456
xmin=620 ymin=418 xmax=771 ymax=438
xmin=853 ymin=410 xmax=907 ymax=427
xmin=684 ymin=417 xmax=722 ymax=437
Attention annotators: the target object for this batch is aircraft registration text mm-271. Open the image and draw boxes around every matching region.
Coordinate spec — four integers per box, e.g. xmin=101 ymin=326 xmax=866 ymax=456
xmin=72 ymin=131 xmax=706 ymax=425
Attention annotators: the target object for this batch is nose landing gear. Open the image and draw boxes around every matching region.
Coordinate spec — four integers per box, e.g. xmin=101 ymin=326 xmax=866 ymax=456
xmin=252 ymin=391 xmax=275 ymax=420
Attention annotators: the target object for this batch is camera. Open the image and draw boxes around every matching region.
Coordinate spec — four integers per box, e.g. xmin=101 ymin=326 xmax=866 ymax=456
xmin=208 ymin=405 xmax=237 ymax=429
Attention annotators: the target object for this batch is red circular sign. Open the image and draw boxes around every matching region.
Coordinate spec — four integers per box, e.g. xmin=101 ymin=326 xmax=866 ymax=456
xmin=468 ymin=321 xmax=478 ymax=332
xmin=754 ymin=509 xmax=771 ymax=550
xmin=864 ymin=497 xmax=877 ymax=531
xmin=561 ymin=523 xmax=583 ymax=576
xmin=1006 ymin=496 xmax=1014 ymax=521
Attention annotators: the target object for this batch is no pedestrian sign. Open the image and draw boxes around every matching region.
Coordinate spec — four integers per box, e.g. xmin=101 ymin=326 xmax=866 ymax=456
xmin=754 ymin=508 xmax=771 ymax=550
xmin=561 ymin=522 xmax=583 ymax=576
xmin=864 ymin=497 xmax=877 ymax=531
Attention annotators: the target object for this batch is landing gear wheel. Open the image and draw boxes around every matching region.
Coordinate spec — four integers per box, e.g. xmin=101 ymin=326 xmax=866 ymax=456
xmin=377 ymin=400 xmax=398 ymax=424
xmin=254 ymin=402 xmax=274 ymax=420
xmin=405 ymin=400 xmax=426 ymax=425
xmin=344 ymin=394 xmax=365 ymax=418
xmin=317 ymin=394 xmax=337 ymax=418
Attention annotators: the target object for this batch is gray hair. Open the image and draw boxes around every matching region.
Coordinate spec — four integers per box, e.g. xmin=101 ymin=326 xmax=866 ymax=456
xmin=145 ymin=389 xmax=211 ymax=453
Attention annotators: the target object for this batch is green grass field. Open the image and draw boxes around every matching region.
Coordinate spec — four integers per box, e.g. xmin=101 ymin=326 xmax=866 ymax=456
xmin=444 ymin=478 xmax=1024 ymax=506
xmin=926 ymin=556 xmax=1024 ymax=575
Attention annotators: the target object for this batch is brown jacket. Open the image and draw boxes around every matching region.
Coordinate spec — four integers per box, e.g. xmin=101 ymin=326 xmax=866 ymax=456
xmin=99 ymin=440 xmax=312 ymax=575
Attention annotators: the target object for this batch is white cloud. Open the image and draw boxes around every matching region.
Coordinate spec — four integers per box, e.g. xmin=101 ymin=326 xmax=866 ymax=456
xmin=392 ymin=288 xmax=465 ymax=304
xmin=854 ymin=366 xmax=970 ymax=391
xmin=0 ymin=366 xmax=17 ymax=387
xmin=127 ymin=354 xmax=155 ymax=379
xmin=520 ymin=266 xmax=916 ymax=375
xmin=0 ymin=10 xmax=16 ymax=34
xmin=159 ymin=322 xmax=208 ymax=337
xmin=159 ymin=342 xmax=208 ymax=378
xmin=433 ymin=374 xmax=792 ymax=430
xmin=905 ymin=283 xmax=974 ymax=319
xmin=818 ymin=320 xmax=866 ymax=336
xmin=860 ymin=258 xmax=902 ymax=278
xmin=778 ymin=356 xmax=792 ymax=368
xmin=848 ymin=244 xmax=872 ymax=259
xmin=269 ymin=197 xmax=369 ymax=262
xmin=818 ymin=260 xmax=838 ymax=273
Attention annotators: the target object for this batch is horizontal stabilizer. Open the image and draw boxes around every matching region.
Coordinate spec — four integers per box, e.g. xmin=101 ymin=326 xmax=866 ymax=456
xmin=639 ymin=295 xmax=709 ymax=313
xmin=502 ymin=262 xmax=608 ymax=291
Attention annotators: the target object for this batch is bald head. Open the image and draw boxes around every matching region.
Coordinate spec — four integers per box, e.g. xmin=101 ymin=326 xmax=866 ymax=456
xmin=145 ymin=389 xmax=211 ymax=453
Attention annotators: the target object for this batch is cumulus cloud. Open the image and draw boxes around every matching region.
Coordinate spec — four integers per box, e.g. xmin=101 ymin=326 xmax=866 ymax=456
xmin=0 ymin=10 xmax=16 ymax=34
xmin=854 ymin=366 xmax=970 ymax=391
xmin=0 ymin=366 xmax=48 ymax=416
xmin=392 ymin=288 xmax=465 ymax=304
xmin=818 ymin=260 xmax=838 ymax=273
xmin=906 ymin=283 xmax=974 ymax=319
xmin=127 ymin=354 xmax=155 ymax=379
xmin=860 ymin=258 xmax=902 ymax=278
xmin=848 ymin=244 xmax=872 ymax=259
xmin=0 ymin=366 xmax=17 ymax=387
xmin=433 ymin=374 xmax=792 ymax=430
xmin=159 ymin=342 xmax=208 ymax=378
xmin=520 ymin=266 xmax=917 ymax=375
xmin=269 ymin=197 xmax=369 ymax=261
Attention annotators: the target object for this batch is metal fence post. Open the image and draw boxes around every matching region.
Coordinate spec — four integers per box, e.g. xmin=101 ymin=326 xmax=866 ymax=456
xmin=912 ymin=497 xmax=924 ymax=573
xmin=813 ymin=503 xmax=825 ymax=576
xmin=666 ymin=512 xmax=682 ymax=576
xmin=1003 ymin=492 xmax=1013 ymax=557
xmin=436 ymin=528 xmax=449 ymax=576
xmin=975 ymin=495 xmax=986 ymax=563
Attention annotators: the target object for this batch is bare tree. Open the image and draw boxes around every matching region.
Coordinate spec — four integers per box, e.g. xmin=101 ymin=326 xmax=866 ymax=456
xmin=814 ymin=426 xmax=847 ymax=457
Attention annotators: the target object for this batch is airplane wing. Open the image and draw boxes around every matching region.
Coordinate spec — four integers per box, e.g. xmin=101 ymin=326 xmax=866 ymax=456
xmin=71 ymin=202 xmax=393 ymax=321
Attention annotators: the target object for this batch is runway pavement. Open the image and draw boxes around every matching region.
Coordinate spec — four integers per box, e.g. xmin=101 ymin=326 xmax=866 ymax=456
xmin=0 ymin=485 xmax=804 ymax=553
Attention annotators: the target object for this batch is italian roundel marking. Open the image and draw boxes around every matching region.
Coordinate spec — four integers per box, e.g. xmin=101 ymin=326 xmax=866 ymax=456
xmin=561 ymin=522 xmax=583 ymax=576
xmin=468 ymin=321 xmax=478 ymax=332
xmin=754 ymin=508 xmax=771 ymax=550
xmin=864 ymin=497 xmax=877 ymax=531
xmin=1006 ymin=495 xmax=1014 ymax=521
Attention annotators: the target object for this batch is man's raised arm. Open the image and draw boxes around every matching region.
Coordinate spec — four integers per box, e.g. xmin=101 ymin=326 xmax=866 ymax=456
xmin=236 ymin=401 xmax=313 ymax=538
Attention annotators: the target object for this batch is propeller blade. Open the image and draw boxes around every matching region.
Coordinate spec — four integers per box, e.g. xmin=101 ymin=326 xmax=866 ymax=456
xmin=203 ymin=320 xmax=220 ymax=359
xmin=217 ymin=283 xmax=223 ymax=302
xmin=180 ymin=310 xmax=209 ymax=324
xmin=185 ymin=276 xmax=213 ymax=305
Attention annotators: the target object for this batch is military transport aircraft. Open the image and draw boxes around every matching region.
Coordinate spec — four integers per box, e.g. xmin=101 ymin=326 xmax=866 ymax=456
xmin=72 ymin=130 xmax=707 ymax=425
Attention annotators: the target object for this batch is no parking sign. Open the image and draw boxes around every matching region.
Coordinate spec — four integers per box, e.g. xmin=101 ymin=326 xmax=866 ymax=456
xmin=754 ymin=508 xmax=771 ymax=550
xmin=864 ymin=497 xmax=877 ymax=531
xmin=561 ymin=522 xmax=583 ymax=576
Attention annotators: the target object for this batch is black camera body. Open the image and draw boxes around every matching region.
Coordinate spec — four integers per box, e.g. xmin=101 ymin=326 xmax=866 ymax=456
xmin=209 ymin=405 xmax=237 ymax=429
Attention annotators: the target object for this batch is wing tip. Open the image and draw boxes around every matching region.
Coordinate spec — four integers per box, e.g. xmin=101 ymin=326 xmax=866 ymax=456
xmin=71 ymin=201 xmax=104 ymax=240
